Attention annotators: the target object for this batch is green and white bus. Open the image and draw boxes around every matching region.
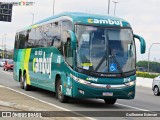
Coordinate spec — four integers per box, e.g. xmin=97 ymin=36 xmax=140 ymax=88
xmin=13 ymin=12 xmax=146 ymax=104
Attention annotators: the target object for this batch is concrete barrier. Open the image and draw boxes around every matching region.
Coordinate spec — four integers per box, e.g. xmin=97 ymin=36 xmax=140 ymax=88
xmin=136 ymin=77 xmax=153 ymax=88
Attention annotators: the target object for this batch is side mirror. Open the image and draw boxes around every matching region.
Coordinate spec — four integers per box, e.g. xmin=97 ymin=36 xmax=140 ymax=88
xmin=62 ymin=30 xmax=77 ymax=50
xmin=134 ymin=34 xmax=146 ymax=54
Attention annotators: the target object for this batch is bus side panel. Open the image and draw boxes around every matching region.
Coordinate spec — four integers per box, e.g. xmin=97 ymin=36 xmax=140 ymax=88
xmin=13 ymin=49 xmax=26 ymax=82
xmin=13 ymin=49 xmax=18 ymax=81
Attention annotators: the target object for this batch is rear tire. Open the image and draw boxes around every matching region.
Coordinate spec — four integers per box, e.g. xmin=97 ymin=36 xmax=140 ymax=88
xmin=56 ymin=79 xmax=69 ymax=103
xmin=154 ymin=86 xmax=160 ymax=96
xmin=20 ymin=74 xmax=24 ymax=89
xmin=23 ymin=73 xmax=31 ymax=91
xmin=104 ymin=99 xmax=117 ymax=105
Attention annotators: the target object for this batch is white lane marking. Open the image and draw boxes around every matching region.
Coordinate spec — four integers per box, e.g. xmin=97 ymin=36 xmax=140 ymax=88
xmin=3 ymin=85 xmax=95 ymax=120
xmin=5 ymin=86 xmax=70 ymax=111
xmin=116 ymin=103 xmax=149 ymax=111
xmin=1 ymin=69 xmax=151 ymax=116
xmin=0 ymin=70 xmax=95 ymax=120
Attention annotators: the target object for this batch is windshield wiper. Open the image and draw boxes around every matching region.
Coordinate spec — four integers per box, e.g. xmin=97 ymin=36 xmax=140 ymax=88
xmin=95 ymin=52 xmax=107 ymax=72
xmin=94 ymin=54 xmax=126 ymax=77
xmin=110 ymin=54 xmax=126 ymax=77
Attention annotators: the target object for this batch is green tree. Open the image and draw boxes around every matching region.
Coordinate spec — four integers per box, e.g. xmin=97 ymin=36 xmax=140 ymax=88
xmin=137 ymin=61 xmax=160 ymax=73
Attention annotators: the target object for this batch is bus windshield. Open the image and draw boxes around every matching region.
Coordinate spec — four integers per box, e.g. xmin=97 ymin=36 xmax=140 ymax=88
xmin=76 ymin=25 xmax=136 ymax=74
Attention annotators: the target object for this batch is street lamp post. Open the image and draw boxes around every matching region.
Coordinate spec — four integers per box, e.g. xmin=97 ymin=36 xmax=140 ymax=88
xmin=53 ymin=0 xmax=55 ymax=15
xmin=148 ymin=43 xmax=160 ymax=73
xmin=1 ymin=36 xmax=3 ymax=58
xmin=112 ymin=1 xmax=119 ymax=16
xmin=31 ymin=13 xmax=34 ymax=24
xmin=1 ymin=34 xmax=7 ymax=59
xmin=4 ymin=44 xmax=6 ymax=58
xmin=3 ymin=34 xmax=6 ymax=59
xmin=108 ymin=0 xmax=110 ymax=15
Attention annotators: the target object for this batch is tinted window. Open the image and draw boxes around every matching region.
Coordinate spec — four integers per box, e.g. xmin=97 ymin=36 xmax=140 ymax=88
xmin=62 ymin=20 xmax=72 ymax=31
xmin=31 ymin=22 xmax=61 ymax=48
xmin=19 ymin=31 xmax=27 ymax=49
xmin=14 ymin=33 xmax=19 ymax=49
xmin=28 ymin=29 xmax=36 ymax=48
xmin=15 ymin=20 xmax=73 ymax=49
xmin=63 ymin=38 xmax=73 ymax=67
xmin=35 ymin=26 xmax=48 ymax=47
xmin=49 ymin=22 xmax=61 ymax=48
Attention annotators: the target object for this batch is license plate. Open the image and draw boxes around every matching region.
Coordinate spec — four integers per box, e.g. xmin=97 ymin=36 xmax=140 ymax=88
xmin=103 ymin=92 xmax=113 ymax=96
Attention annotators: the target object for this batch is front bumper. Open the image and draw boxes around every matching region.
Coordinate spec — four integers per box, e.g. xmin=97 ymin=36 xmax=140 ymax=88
xmin=72 ymin=81 xmax=135 ymax=99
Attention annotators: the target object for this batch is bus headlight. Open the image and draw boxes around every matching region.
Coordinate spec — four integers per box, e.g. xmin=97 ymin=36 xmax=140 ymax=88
xmin=70 ymin=74 xmax=91 ymax=85
xmin=125 ymin=81 xmax=135 ymax=86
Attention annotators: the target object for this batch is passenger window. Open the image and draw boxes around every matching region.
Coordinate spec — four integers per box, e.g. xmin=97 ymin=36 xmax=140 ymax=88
xmin=62 ymin=31 xmax=73 ymax=67
xmin=50 ymin=22 xmax=61 ymax=48
xmin=62 ymin=20 xmax=72 ymax=31
xmin=19 ymin=31 xmax=27 ymax=49
xmin=15 ymin=33 xmax=19 ymax=49
xmin=28 ymin=28 xmax=36 ymax=48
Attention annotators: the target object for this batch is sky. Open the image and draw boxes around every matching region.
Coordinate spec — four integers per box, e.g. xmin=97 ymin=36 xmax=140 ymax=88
xmin=0 ymin=0 xmax=160 ymax=61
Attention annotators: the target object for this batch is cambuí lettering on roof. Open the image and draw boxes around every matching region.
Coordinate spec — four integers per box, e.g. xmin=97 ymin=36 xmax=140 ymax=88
xmin=87 ymin=19 xmax=123 ymax=27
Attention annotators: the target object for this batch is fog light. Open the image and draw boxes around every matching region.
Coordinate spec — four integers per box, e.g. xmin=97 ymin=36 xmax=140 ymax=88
xmin=128 ymin=91 xmax=134 ymax=96
xmin=78 ymin=89 xmax=84 ymax=95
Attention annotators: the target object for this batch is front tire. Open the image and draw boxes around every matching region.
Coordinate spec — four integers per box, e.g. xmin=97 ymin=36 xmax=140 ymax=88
xmin=56 ymin=79 xmax=69 ymax=103
xmin=154 ymin=86 xmax=160 ymax=96
xmin=104 ymin=99 xmax=117 ymax=105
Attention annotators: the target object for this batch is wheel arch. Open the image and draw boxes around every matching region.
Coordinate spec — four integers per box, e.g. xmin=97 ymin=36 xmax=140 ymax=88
xmin=154 ymin=85 xmax=159 ymax=89
xmin=19 ymin=69 xmax=22 ymax=82
xmin=55 ymin=74 xmax=61 ymax=92
xmin=23 ymin=69 xmax=26 ymax=76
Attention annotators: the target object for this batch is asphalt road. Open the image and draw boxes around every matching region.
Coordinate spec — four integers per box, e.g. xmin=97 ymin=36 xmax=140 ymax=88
xmin=0 ymin=67 xmax=160 ymax=119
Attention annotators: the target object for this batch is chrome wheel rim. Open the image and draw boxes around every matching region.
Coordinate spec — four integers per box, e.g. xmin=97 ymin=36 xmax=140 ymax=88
xmin=154 ymin=87 xmax=159 ymax=95
xmin=24 ymin=76 xmax=26 ymax=88
xmin=20 ymin=76 xmax=24 ymax=86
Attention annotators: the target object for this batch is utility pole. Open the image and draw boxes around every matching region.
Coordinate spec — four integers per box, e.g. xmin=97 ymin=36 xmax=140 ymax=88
xmin=108 ymin=0 xmax=110 ymax=15
xmin=112 ymin=1 xmax=119 ymax=16
xmin=148 ymin=43 xmax=160 ymax=73
xmin=3 ymin=34 xmax=6 ymax=59
xmin=2 ymin=35 xmax=4 ymax=59
xmin=31 ymin=13 xmax=34 ymax=24
xmin=1 ymin=35 xmax=3 ymax=58
xmin=53 ymin=0 xmax=55 ymax=15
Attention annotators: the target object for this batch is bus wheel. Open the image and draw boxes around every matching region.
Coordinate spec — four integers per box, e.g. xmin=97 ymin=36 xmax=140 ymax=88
xmin=104 ymin=99 xmax=117 ymax=105
xmin=20 ymin=74 xmax=24 ymax=89
xmin=56 ymin=79 xmax=69 ymax=103
xmin=23 ymin=73 xmax=31 ymax=91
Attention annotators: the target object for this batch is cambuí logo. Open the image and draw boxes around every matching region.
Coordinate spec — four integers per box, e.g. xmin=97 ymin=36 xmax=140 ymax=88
xmin=33 ymin=52 xmax=53 ymax=79
xmin=88 ymin=19 xmax=123 ymax=26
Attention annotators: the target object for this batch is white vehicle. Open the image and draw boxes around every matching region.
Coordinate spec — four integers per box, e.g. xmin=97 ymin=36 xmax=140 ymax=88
xmin=0 ymin=59 xmax=6 ymax=67
xmin=152 ymin=75 xmax=160 ymax=96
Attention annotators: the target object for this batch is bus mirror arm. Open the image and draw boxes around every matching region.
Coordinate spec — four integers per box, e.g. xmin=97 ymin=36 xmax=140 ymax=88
xmin=134 ymin=34 xmax=146 ymax=54
xmin=67 ymin=30 xmax=77 ymax=50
